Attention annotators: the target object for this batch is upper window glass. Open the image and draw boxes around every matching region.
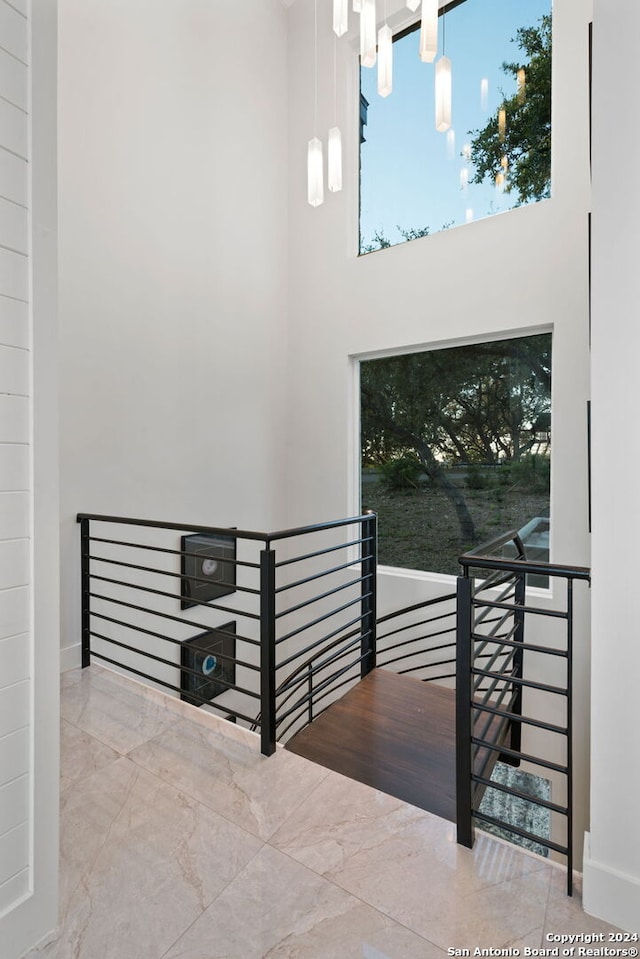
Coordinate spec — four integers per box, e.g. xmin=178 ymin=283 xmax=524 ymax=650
xmin=359 ymin=0 xmax=552 ymax=254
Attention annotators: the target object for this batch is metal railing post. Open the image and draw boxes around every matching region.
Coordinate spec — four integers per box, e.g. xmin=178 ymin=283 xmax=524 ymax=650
xmin=506 ymin=569 xmax=526 ymax=762
xmin=566 ymin=577 xmax=574 ymax=897
xmin=260 ymin=546 xmax=277 ymax=756
xmin=361 ymin=511 xmax=377 ymax=678
xmin=456 ymin=573 xmax=474 ymax=848
xmin=80 ymin=517 xmax=91 ymax=668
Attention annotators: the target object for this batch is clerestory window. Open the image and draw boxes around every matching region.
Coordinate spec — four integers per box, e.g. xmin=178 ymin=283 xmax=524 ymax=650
xmin=359 ymin=0 xmax=552 ymax=254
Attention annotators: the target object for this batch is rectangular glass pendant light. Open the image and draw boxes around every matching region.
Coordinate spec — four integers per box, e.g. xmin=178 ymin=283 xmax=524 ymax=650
xmin=360 ymin=0 xmax=377 ymax=68
xmin=498 ymin=107 xmax=506 ymax=141
xmin=333 ymin=0 xmax=348 ymax=37
xmin=480 ymin=77 xmax=489 ymax=110
xmin=328 ymin=127 xmax=343 ymax=192
xmin=307 ymin=137 xmax=324 ymax=207
xmin=420 ymin=0 xmax=438 ymax=63
xmin=447 ymin=128 xmax=455 ymax=159
xmin=435 ymin=55 xmax=452 ymax=132
xmin=407 ymin=0 xmax=421 ymax=10
xmin=377 ymin=24 xmax=393 ymax=97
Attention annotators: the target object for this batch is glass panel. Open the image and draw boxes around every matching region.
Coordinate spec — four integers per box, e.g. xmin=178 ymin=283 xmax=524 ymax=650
xmin=359 ymin=0 xmax=552 ymax=253
xmin=360 ymin=333 xmax=552 ymax=575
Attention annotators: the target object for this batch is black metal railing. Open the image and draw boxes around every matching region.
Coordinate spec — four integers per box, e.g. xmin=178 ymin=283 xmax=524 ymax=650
xmin=455 ymin=531 xmax=590 ymax=895
xmin=376 ymin=593 xmax=457 ymax=683
xmin=77 ymin=512 xmax=377 ymax=756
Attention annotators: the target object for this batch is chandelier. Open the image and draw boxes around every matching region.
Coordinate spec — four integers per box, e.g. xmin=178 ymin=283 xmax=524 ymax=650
xmin=309 ymin=0 xmax=448 ymax=207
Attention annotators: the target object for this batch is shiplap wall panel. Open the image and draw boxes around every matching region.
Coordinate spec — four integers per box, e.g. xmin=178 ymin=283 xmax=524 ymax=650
xmin=0 ymin=728 xmax=28 ymax=788
xmin=0 ymin=1 xmax=27 ymax=63
xmin=0 ymin=680 xmax=29 ymax=736
xmin=0 ymin=445 xmax=28 ymax=489
xmin=0 ymin=344 xmax=28 ymax=394
xmin=0 ymin=540 xmax=28 ymax=590
xmin=0 ymin=822 xmax=29 ymax=889
xmin=0 ymin=394 xmax=28 ymax=441
xmin=2 ymin=0 xmax=27 ymax=19
xmin=0 ymin=492 xmax=29 ymax=540
xmin=0 ymin=634 xmax=28 ymax=689
xmin=0 ymin=777 xmax=28 ymax=835
xmin=0 ymin=0 xmax=30 ymax=921
xmin=0 ymin=867 xmax=29 ymax=917
xmin=0 ymin=586 xmax=28 ymax=640
xmin=0 ymin=196 xmax=28 ymax=253
xmin=0 ymin=296 xmax=29 ymax=347
xmin=0 ymin=248 xmax=27 ymax=299
xmin=0 ymin=46 xmax=27 ymax=112
xmin=0 ymin=99 xmax=27 ymax=159
xmin=0 ymin=149 xmax=27 ymax=205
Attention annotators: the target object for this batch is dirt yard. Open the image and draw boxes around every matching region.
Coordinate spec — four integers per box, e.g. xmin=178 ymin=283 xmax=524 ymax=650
xmin=362 ymin=485 xmax=549 ymax=574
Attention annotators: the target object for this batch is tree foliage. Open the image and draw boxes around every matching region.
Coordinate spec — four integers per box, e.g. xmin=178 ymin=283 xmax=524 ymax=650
xmin=361 ymin=334 xmax=551 ymax=544
xmin=360 ymin=225 xmax=431 ymax=255
xmin=469 ymin=16 xmax=552 ymax=203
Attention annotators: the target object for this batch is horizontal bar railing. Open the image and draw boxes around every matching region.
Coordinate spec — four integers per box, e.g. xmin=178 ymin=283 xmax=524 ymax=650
xmin=376 ymin=592 xmax=457 ymax=681
xmin=79 ymin=511 xmax=378 ymax=755
xmin=456 ymin=530 xmax=590 ymax=897
xmin=269 ymin=511 xmax=378 ymax=740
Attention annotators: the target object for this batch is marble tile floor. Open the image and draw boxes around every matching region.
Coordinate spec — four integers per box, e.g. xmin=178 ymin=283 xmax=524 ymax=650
xmin=24 ymin=665 xmax=625 ymax=959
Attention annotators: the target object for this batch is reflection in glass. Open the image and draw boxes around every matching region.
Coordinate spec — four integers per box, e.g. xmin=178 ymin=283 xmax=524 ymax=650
xmin=359 ymin=0 xmax=552 ymax=254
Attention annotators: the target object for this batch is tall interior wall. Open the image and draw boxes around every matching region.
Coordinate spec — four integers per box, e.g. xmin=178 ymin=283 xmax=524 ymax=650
xmin=585 ymin=0 xmax=640 ymax=932
xmin=284 ymin=0 xmax=592 ymax=864
xmin=57 ymin=0 xmax=290 ymax=667
xmin=0 ymin=0 xmax=59 ymax=956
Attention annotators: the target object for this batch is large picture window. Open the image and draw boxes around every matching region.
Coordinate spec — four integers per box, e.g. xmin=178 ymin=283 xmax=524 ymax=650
xmin=359 ymin=0 xmax=552 ymax=254
xmin=360 ymin=333 xmax=552 ymax=575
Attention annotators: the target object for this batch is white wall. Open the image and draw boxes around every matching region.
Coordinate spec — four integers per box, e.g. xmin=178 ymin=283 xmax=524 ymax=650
xmin=0 ymin=0 xmax=60 ymax=955
xmin=285 ymin=0 xmax=592 ymax=861
xmin=585 ymin=0 xmax=640 ymax=932
xmin=58 ymin=0 xmax=290 ymax=665
xmin=0 ymin=0 xmax=32 ymax=919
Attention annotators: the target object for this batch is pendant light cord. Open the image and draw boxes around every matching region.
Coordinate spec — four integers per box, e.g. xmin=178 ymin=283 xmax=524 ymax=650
xmin=314 ymin=0 xmax=318 ymax=134
xmin=333 ymin=33 xmax=338 ymax=125
xmin=442 ymin=4 xmax=446 ymax=56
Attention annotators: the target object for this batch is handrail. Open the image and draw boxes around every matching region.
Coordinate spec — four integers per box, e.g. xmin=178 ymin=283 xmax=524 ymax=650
xmin=460 ymin=553 xmax=591 ymax=581
xmin=375 ymin=591 xmax=457 ymax=684
xmin=78 ymin=511 xmax=378 ymax=755
xmin=77 ymin=511 xmax=376 ymax=547
xmin=462 ymin=528 xmax=526 ymax=559
xmin=456 ymin=534 xmax=590 ymax=898
xmin=459 ymin=529 xmax=590 ymax=582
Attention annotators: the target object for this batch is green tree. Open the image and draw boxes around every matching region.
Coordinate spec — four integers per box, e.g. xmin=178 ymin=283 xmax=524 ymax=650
xmin=469 ymin=15 xmax=552 ymax=203
xmin=361 ymin=335 xmax=551 ymax=546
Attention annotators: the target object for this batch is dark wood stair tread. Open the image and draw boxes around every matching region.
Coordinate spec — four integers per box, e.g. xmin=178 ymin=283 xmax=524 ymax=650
xmin=285 ymin=669 xmax=458 ymax=821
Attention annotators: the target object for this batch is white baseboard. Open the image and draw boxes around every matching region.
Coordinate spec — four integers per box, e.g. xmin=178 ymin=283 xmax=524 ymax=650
xmin=60 ymin=643 xmax=81 ymax=672
xmin=583 ymin=832 xmax=640 ymax=933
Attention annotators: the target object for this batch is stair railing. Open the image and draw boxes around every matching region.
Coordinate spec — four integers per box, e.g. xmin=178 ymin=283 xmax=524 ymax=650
xmin=78 ymin=511 xmax=377 ymax=756
xmin=456 ymin=531 xmax=590 ymax=895
xmin=376 ymin=593 xmax=457 ymax=683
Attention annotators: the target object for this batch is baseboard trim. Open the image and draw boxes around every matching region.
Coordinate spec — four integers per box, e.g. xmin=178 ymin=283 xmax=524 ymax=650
xmin=60 ymin=643 xmax=81 ymax=672
xmin=583 ymin=832 xmax=640 ymax=933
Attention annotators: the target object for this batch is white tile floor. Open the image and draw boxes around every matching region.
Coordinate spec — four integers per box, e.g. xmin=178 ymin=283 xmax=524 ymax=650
xmin=24 ymin=665 xmax=626 ymax=959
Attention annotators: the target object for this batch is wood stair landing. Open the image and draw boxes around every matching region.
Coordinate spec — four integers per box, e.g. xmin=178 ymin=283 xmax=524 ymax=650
xmin=285 ymin=669 xmax=457 ymax=821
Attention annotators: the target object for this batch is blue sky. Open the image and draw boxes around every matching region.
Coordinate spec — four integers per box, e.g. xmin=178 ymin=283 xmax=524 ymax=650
xmin=359 ymin=0 xmax=552 ymax=249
